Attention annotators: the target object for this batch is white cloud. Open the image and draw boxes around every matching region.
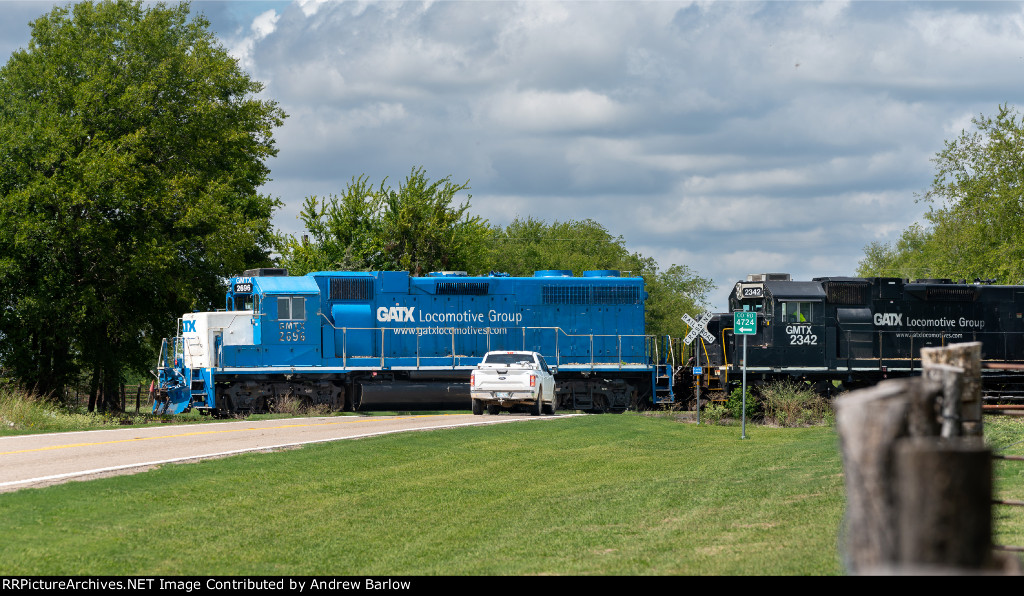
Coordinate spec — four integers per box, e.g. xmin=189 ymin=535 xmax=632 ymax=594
xmin=252 ymin=9 xmax=281 ymax=38
xmin=482 ymin=88 xmax=623 ymax=132
xmin=6 ymin=0 xmax=1019 ymax=306
xmin=298 ymin=0 xmax=331 ymax=18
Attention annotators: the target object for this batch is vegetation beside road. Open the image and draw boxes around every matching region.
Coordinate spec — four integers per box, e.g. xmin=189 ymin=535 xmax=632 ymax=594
xmin=0 ymin=385 xmax=438 ymax=436
xmin=2 ymin=394 xmax=1022 ymax=575
xmin=1 ymin=414 xmax=847 ymax=575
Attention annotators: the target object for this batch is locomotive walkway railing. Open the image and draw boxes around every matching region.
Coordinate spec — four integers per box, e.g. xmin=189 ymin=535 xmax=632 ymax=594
xmin=315 ymin=315 xmax=658 ymax=370
xmin=832 ymin=330 xmax=1024 ymax=370
xmin=728 ymin=328 xmax=1024 ymax=393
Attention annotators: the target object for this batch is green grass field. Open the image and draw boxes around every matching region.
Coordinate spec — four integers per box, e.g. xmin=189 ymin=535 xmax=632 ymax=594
xmin=0 ymin=414 xmax=848 ymax=575
xmin=1 ymin=413 xmax=1021 ymax=576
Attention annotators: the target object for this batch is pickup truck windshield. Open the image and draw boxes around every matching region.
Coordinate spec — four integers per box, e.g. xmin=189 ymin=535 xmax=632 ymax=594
xmin=482 ymin=352 xmax=536 ymax=365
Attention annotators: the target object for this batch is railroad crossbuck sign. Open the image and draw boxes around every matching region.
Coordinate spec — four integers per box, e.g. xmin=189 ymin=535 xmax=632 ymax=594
xmin=734 ymin=311 xmax=757 ymax=335
xmin=682 ymin=312 xmax=715 ymax=344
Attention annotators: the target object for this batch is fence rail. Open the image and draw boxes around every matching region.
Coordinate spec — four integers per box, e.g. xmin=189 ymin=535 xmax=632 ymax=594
xmin=66 ymin=383 xmax=154 ymax=413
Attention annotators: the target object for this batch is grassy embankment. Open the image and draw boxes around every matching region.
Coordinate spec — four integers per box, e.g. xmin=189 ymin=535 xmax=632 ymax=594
xmin=1 ymin=385 xmax=1021 ymax=575
xmin=0 ymin=413 xmax=847 ymax=575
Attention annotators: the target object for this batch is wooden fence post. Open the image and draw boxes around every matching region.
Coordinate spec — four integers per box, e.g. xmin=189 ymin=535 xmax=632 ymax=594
xmin=922 ymin=363 xmax=964 ymax=439
xmin=921 ymin=342 xmax=982 ymax=439
xmin=834 ymin=378 xmax=918 ymax=572
xmin=836 ymin=342 xmax=1021 ymax=574
xmin=895 ymin=438 xmax=992 ymax=570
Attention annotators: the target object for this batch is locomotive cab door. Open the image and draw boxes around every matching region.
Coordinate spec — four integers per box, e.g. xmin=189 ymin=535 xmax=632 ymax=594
xmin=772 ymin=300 xmax=826 ymax=370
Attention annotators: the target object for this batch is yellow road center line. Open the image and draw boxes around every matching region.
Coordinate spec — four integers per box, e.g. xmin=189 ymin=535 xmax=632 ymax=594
xmin=0 ymin=415 xmax=443 ymax=456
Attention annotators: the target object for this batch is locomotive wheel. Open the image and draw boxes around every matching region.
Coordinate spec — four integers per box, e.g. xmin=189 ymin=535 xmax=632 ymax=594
xmin=588 ymin=394 xmax=608 ymax=414
xmin=472 ymin=399 xmax=483 ymax=415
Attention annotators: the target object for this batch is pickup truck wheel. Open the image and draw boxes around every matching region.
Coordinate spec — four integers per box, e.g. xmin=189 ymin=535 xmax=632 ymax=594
xmin=531 ymin=395 xmax=543 ymax=416
xmin=544 ymin=390 xmax=558 ymax=415
xmin=487 ymin=404 xmax=501 ymax=415
xmin=472 ymin=398 xmax=483 ymax=415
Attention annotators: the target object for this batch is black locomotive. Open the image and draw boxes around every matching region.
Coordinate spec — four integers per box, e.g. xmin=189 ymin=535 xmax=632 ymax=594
xmin=681 ymin=273 xmax=1024 ymax=403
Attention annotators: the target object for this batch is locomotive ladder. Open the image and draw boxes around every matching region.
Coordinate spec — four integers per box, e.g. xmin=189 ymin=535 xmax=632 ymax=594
xmin=653 ymin=336 xmax=675 ymax=405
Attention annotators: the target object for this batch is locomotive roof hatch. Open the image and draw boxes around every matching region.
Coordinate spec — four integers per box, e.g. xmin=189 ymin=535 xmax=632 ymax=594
xmin=242 ymin=267 xmax=289 ymax=277
xmin=763 ymin=281 xmax=826 ymax=301
xmin=251 ymin=275 xmax=320 ymax=295
xmin=904 ymin=280 xmax=981 ymax=302
xmin=746 ymin=273 xmax=791 ymax=282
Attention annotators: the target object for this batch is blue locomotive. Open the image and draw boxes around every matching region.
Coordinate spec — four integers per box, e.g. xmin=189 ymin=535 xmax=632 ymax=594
xmin=155 ymin=268 xmax=676 ymax=415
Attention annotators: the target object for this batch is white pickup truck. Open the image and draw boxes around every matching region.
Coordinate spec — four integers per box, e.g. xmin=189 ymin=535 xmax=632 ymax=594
xmin=470 ymin=351 xmax=558 ymax=415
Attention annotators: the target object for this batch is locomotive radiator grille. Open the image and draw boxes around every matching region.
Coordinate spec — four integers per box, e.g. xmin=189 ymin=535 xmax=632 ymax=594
xmin=330 ymin=278 xmax=374 ymax=301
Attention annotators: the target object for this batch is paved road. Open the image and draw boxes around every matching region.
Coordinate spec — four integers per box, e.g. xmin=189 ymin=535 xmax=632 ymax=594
xmin=0 ymin=413 xmax=574 ymax=492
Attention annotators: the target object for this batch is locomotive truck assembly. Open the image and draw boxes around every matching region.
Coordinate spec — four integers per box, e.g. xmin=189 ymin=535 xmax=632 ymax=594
xmin=154 ymin=268 xmax=675 ymax=416
xmin=681 ymin=273 xmax=1024 ymax=406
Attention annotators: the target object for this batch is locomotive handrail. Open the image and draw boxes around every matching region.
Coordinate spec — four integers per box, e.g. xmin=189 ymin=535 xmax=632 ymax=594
xmin=155 ymin=338 xmax=170 ymax=371
xmin=312 ymin=312 xmax=656 ymax=369
xmin=719 ymin=326 xmax=732 ymax=386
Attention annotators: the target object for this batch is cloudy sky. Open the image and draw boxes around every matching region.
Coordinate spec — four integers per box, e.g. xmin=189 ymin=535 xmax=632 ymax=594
xmin=3 ymin=0 xmax=1023 ymax=310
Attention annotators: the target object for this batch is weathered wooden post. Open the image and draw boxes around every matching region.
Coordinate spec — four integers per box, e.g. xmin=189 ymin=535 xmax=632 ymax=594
xmin=922 ymin=363 xmax=964 ymax=439
xmin=921 ymin=342 xmax=982 ymax=439
xmin=895 ymin=438 xmax=993 ymax=570
xmin=834 ymin=378 xmax=919 ymax=572
xmin=836 ymin=342 xmax=1021 ymax=574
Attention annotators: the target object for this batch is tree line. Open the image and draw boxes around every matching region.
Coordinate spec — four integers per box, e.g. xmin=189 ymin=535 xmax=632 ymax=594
xmin=274 ymin=167 xmax=714 ymax=341
xmin=0 ymin=1 xmax=712 ymax=408
xmin=858 ymin=104 xmax=1024 ymax=284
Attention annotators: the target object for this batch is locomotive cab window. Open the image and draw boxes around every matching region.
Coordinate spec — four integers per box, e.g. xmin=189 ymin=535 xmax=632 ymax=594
xmin=234 ymin=294 xmax=255 ymax=311
xmin=277 ymin=296 xmax=306 ymax=320
xmin=782 ymin=301 xmax=814 ymax=323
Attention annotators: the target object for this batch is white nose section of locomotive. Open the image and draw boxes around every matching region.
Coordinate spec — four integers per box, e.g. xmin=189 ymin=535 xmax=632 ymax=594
xmin=181 ymin=311 xmax=255 ymax=368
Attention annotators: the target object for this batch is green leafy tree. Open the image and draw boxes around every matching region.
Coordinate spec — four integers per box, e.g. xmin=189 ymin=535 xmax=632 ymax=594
xmin=857 ymin=223 xmax=936 ymax=279
xmin=858 ymin=104 xmax=1024 ymax=283
xmin=279 ymin=167 xmax=490 ymax=276
xmin=0 ymin=0 xmax=285 ymax=408
xmin=487 ymin=217 xmax=714 ymax=337
xmin=644 ymin=264 xmax=716 ymax=339
xmin=922 ymin=104 xmax=1024 ymax=283
xmin=285 ymin=201 xmax=713 ymax=338
xmin=487 ymin=217 xmax=641 ymax=276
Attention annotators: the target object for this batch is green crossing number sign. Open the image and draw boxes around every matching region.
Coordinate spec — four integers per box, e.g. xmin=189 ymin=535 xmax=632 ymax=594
xmin=734 ymin=311 xmax=757 ymax=335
